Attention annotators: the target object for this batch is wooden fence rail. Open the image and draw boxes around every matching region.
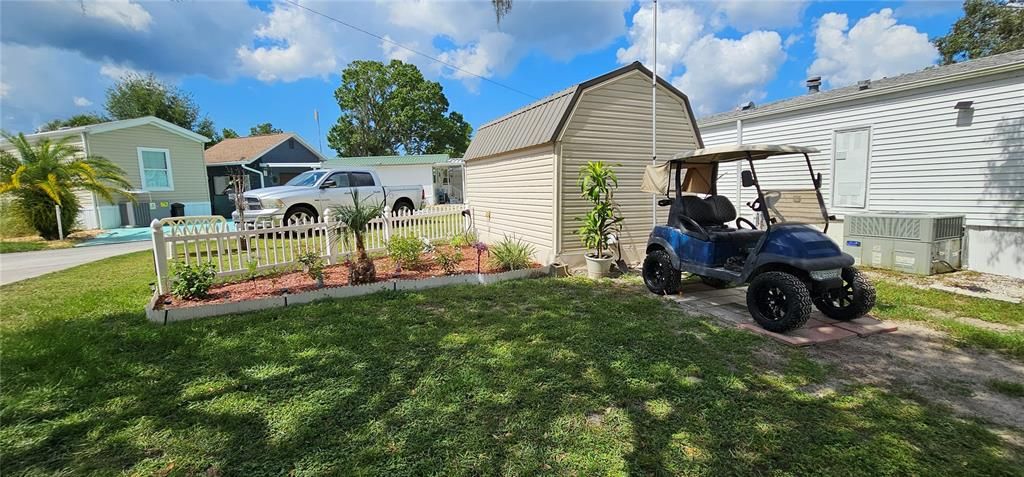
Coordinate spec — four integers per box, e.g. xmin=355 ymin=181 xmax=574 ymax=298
xmin=151 ymin=206 xmax=471 ymax=293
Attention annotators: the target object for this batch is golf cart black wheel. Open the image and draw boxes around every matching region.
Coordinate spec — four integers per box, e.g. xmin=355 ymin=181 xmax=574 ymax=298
xmin=699 ymin=276 xmax=733 ymax=289
xmin=813 ymin=267 xmax=876 ymax=321
xmin=642 ymin=250 xmax=681 ymax=295
xmin=746 ymin=271 xmax=812 ymax=333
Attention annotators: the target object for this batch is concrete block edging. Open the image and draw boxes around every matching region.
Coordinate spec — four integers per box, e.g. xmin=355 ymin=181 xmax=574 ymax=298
xmin=147 ymin=265 xmax=551 ymax=324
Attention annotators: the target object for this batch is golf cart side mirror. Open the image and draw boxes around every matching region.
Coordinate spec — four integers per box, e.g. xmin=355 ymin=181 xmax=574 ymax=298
xmin=319 ymin=179 xmax=336 ymax=189
xmin=657 ymin=198 xmax=673 ymax=207
xmin=815 ymin=172 xmax=823 ymax=188
xmin=741 ymin=170 xmax=755 ymax=188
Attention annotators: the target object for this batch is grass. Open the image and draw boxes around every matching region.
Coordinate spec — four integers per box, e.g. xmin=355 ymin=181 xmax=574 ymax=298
xmin=2 ymin=253 xmax=1022 ymax=475
xmin=872 ymin=280 xmax=1024 ymax=359
xmin=0 ymin=241 xmax=48 ymax=253
xmin=987 ymin=380 xmax=1024 ymax=398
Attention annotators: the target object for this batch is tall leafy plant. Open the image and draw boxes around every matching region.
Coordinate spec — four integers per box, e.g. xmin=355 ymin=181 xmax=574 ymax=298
xmin=0 ymin=133 xmax=132 ymax=239
xmin=331 ymin=190 xmax=386 ymax=285
xmin=575 ymin=161 xmax=622 ymax=259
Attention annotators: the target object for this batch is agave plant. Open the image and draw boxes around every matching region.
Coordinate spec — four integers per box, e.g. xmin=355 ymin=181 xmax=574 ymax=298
xmin=0 ymin=132 xmax=132 ymax=239
xmin=331 ymin=190 xmax=386 ymax=285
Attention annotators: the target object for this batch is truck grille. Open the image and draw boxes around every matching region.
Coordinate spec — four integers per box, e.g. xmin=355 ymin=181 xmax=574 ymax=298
xmin=246 ymin=197 xmax=262 ymax=210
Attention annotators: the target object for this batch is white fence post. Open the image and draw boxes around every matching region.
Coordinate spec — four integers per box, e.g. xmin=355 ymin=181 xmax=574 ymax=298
xmin=151 ymin=219 xmax=169 ymax=294
xmin=382 ymin=208 xmax=392 ymax=243
xmin=324 ymin=213 xmax=338 ymax=265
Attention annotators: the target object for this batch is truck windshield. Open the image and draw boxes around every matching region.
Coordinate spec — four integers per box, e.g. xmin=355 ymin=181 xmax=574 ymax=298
xmin=285 ymin=170 xmax=329 ymax=187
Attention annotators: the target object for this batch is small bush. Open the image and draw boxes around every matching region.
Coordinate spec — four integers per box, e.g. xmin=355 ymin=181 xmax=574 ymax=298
xmin=490 ymin=235 xmax=534 ymax=271
xmin=297 ymin=251 xmax=325 ymax=285
xmin=171 ymin=261 xmax=217 ymax=299
xmin=387 ymin=233 xmax=425 ymax=270
xmin=434 ymin=246 xmax=464 ymax=275
xmin=450 ymin=231 xmax=477 ymax=248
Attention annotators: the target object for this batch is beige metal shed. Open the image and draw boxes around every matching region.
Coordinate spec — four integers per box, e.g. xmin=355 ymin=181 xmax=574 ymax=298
xmin=463 ymin=62 xmax=704 ymax=265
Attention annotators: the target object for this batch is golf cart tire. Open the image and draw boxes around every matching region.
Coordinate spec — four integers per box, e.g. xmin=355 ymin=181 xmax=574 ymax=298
xmin=642 ymin=249 xmax=681 ymax=295
xmin=746 ymin=271 xmax=812 ymax=333
xmin=813 ymin=267 xmax=876 ymax=321
xmin=699 ymin=276 xmax=733 ymax=289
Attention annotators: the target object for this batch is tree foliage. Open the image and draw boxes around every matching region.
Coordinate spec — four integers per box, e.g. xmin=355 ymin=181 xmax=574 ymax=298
xmin=0 ymin=133 xmax=132 ymax=239
xmin=194 ymin=117 xmax=221 ymax=149
xmin=250 ymin=123 xmax=283 ymax=136
xmin=105 ymin=73 xmax=200 ymax=130
xmin=934 ymin=0 xmax=1024 ymax=64
xmin=327 ymin=60 xmax=471 ymax=157
xmin=39 ymin=114 xmax=108 ymax=132
xmin=222 ymin=128 xmax=240 ymax=139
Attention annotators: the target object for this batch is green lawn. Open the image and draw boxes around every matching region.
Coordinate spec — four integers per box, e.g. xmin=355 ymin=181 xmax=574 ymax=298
xmin=1 ymin=253 xmax=1022 ymax=475
xmin=0 ymin=241 xmax=48 ymax=253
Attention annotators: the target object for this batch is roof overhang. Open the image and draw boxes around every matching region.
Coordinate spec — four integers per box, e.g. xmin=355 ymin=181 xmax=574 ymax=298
xmin=2 ymin=115 xmax=210 ymax=145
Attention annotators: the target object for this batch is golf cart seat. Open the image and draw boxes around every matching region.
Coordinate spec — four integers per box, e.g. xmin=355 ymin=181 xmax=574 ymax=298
xmin=670 ymin=195 xmax=763 ymax=242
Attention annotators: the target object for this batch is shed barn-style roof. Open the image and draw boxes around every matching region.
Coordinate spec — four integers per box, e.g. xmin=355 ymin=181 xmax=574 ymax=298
xmin=464 ymin=62 xmax=701 ymax=161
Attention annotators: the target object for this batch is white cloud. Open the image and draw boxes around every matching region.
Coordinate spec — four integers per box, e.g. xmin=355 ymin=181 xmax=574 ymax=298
xmin=0 ymin=82 xmax=9 ymax=99
xmin=808 ymin=8 xmax=938 ymax=87
xmin=616 ymin=3 xmax=704 ymax=76
xmin=712 ymin=0 xmax=808 ymax=32
xmin=673 ymin=31 xmax=787 ymax=115
xmin=81 ymin=0 xmax=152 ymax=31
xmin=0 ymin=45 xmax=109 ymax=132
xmin=73 ymin=97 xmax=93 ymax=107
xmin=784 ymin=33 xmax=803 ymax=48
xmin=99 ymin=63 xmax=143 ymax=81
xmin=436 ymin=32 xmax=516 ymax=91
xmin=237 ymin=3 xmax=340 ymax=82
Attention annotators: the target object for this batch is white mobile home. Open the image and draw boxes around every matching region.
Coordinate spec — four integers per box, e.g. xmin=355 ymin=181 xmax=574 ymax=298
xmin=698 ymin=50 xmax=1024 ymax=278
xmin=463 ymin=62 xmax=703 ymax=265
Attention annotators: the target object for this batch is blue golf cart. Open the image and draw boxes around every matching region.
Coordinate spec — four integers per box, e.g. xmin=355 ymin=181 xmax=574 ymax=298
xmin=641 ymin=144 xmax=875 ymax=332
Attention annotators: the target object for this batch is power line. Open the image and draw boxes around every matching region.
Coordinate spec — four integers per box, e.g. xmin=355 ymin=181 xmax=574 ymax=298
xmin=279 ymin=0 xmax=540 ymax=100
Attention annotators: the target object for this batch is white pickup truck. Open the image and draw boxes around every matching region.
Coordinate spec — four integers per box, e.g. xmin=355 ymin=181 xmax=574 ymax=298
xmin=233 ymin=168 xmax=424 ymax=226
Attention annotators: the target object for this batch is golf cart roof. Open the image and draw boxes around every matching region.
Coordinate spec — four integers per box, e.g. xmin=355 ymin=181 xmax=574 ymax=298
xmin=670 ymin=144 xmax=819 ymax=164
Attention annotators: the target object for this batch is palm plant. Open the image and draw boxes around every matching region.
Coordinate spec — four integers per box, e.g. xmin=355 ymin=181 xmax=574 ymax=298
xmin=331 ymin=190 xmax=386 ymax=285
xmin=575 ymin=161 xmax=622 ymax=259
xmin=0 ymin=132 xmax=132 ymax=239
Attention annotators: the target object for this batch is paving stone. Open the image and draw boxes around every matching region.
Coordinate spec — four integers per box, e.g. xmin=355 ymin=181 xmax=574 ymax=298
xmin=737 ymin=323 xmax=814 ymax=346
xmin=832 ymin=316 xmax=898 ymax=337
xmin=808 ymin=311 xmax=841 ymax=324
xmin=708 ymin=308 xmax=750 ymax=325
xmin=788 ymin=325 xmax=858 ymax=343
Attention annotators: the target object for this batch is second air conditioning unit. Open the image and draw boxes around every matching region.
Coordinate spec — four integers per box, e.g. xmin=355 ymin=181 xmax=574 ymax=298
xmin=842 ymin=212 xmax=964 ymax=275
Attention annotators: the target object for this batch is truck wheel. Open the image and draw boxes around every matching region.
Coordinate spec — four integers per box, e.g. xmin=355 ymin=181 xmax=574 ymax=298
xmin=642 ymin=250 xmax=681 ymax=295
xmin=746 ymin=272 xmax=812 ymax=333
xmin=284 ymin=205 xmax=318 ymax=225
xmin=699 ymin=276 xmax=733 ymax=289
xmin=392 ymin=199 xmax=414 ymax=215
xmin=813 ymin=267 xmax=876 ymax=320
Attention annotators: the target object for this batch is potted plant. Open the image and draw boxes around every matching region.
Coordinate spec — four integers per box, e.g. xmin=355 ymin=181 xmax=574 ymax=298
xmin=575 ymin=161 xmax=623 ymax=279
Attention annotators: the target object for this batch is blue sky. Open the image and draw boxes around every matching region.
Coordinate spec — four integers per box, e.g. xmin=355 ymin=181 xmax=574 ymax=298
xmin=0 ymin=1 xmax=964 ymax=155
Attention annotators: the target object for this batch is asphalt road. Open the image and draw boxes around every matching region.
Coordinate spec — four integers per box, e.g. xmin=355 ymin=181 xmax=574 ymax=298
xmin=0 ymin=241 xmax=152 ymax=286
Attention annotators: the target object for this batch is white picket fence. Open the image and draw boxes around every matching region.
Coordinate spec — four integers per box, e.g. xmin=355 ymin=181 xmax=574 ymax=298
xmin=151 ymin=205 xmax=471 ymax=293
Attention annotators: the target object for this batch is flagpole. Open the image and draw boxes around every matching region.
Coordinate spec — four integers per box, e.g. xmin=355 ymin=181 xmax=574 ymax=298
xmin=651 ymin=0 xmax=658 ymax=227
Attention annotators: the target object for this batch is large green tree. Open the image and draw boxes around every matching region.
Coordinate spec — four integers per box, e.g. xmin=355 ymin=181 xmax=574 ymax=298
xmin=249 ymin=123 xmax=283 ymax=136
xmin=934 ymin=0 xmax=1024 ymax=64
xmin=222 ymin=128 xmax=240 ymax=139
xmin=0 ymin=133 xmax=132 ymax=239
xmin=327 ymin=60 xmax=471 ymax=157
xmin=105 ymin=73 xmax=200 ymax=130
xmin=194 ymin=117 xmax=221 ymax=149
xmin=39 ymin=113 xmax=108 ymax=132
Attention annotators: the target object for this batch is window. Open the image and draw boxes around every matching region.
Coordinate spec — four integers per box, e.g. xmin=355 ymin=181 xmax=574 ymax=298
xmin=325 ymin=172 xmax=350 ymax=188
xmin=832 ymin=128 xmax=870 ymax=208
xmin=138 ymin=147 xmax=173 ymax=191
xmin=349 ymin=172 xmax=376 ymax=187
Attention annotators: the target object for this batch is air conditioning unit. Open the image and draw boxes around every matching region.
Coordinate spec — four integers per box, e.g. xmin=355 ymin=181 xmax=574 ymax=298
xmin=843 ymin=212 xmax=964 ymax=275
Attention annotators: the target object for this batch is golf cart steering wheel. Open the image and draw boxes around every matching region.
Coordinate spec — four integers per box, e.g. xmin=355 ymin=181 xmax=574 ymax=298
xmin=736 ymin=217 xmax=757 ymax=230
xmin=747 ymin=197 xmax=763 ymax=211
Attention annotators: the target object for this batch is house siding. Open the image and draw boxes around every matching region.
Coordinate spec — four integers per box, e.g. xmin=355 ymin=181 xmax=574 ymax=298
xmin=700 ymin=69 xmax=1024 ymax=277
xmin=558 ymin=71 xmax=702 ymax=264
xmin=87 ymin=123 xmax=210 ymax=210
xmin=464 ymin=145 xmax=556 ymax=262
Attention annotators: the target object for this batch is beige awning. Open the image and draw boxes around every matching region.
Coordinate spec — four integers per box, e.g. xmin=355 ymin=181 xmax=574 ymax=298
xmin=671 ymin=144 xmax=819 ymax=164
xmin=641 ymin=162 xmax=714 ymax=195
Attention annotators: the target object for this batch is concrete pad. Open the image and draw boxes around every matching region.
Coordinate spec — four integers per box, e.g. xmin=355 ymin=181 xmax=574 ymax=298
xmin=832 ymin=316 xmax=899 ymax=337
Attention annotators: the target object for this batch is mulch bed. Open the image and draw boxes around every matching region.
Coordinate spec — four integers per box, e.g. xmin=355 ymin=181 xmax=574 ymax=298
xmin=160 ymin=245 xmax=539 ymax=309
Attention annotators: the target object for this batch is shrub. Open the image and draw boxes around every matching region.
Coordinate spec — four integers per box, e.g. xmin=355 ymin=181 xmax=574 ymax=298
xmin=490 ymin=235 xmax=534 ymax=271
xmin=449 ymin=230 xmax=477 ymax=248
xmin=171 ymin=261 xmax=216 ymax=299
xmin=434 ymin=246 xmax=464 ymax=275
xmin=297 ymin=251 xmax=325 ymax=286
xmin=387 ymin=233 xmax=425 ymax=270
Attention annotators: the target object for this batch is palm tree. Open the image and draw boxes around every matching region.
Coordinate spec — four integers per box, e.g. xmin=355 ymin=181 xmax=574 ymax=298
xmin=492 ymin=0 xmax=512 ymax=23
xmin=0 ymin=132 xmax=132 ymax=239
xmin=331 ymin=190 xmax=386 ymax=285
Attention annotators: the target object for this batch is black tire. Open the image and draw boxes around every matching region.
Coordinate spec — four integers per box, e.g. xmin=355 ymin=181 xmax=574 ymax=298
xmin=813 ymin=267 xmax=876 ymax=320
xmin=392 ymin=199 xmax=414 ymax=215
xmin=283 ymin=205 xmax=318 ymax=225
xmin=699 ymin=276 xmax=733 ymax=289
xmin=642 ymin=250 xmax=681 ymax=295
xmin=746 ymin=271 xmax=812 ymax=333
